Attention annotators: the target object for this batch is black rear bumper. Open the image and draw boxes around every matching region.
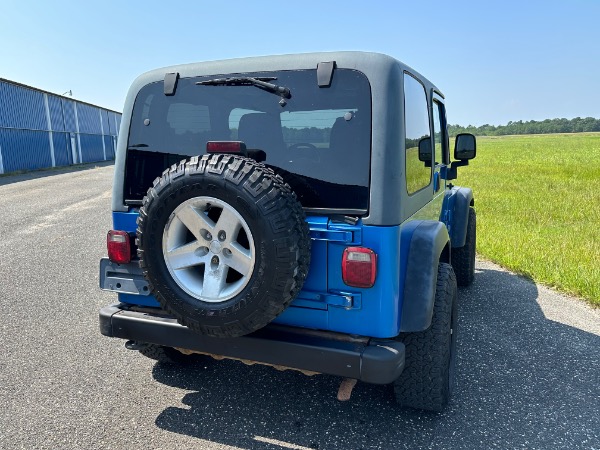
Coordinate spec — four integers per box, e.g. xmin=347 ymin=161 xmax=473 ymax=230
xmin=100 ymin=303 xmax=405 ymax=385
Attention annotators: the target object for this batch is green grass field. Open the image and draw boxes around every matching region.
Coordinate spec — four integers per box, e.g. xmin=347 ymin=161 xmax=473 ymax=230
xmin=454 ymin=133 xmax=600 ymax=306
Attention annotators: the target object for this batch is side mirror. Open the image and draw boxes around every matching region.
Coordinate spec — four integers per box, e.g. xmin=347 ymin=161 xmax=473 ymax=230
xmin=418 ymin=137 xmax=432 ymax=166
xmin=454 ymin=133 xmax=476 ymax=160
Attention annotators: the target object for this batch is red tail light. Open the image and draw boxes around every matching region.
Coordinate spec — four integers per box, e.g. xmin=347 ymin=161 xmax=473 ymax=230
xmin=206 ymin=141 xmax=247 ymax=154
xmin=342 ymin=247 xmax=377 ymax=288
xmin=107 ymin=230 xmax=131 ymax=264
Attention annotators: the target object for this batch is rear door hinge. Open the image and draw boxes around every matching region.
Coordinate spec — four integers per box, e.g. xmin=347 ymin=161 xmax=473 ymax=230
xmin=297 ymin=290 xmax=361 ymax=310
xmin=309 ymin=221 xmax=362 ymax=245
xmin=310 ymin=229 xmax=354 ymax=243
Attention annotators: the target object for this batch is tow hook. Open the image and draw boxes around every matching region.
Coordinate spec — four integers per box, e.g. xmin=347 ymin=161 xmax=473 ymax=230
xmin=125 ymin=340 xmax=148 ymax=351
xmin=337 ymin=378 xmax=358 ymax=401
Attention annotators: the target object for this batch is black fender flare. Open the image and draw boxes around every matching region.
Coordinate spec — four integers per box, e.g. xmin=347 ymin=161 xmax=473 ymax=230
xmin=450 ymin=187 xmax=474 ymax=248
xmin=400 ymin=220 xmax=450 ymax=332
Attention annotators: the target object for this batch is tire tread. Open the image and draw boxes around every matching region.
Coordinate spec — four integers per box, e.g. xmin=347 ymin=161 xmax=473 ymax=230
xmin=452 ymin=207 xmax=476 ymax=287
xmin=393 ymin=262 xmax=458 ymax=412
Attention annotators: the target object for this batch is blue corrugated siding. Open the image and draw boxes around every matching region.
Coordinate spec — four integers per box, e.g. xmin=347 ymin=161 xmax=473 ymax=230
xmin=0 ymin=81 xmax=47 ymax=130
xmin=79 ymin=133 xmax=105 ymax=163
xmin=108 ymin=112 xmax=119 ymax=135
xmin=52 ymin=132 xmax=71 ymax=166
xmin=101 ymin=109 xmax=109 ymax=135
xmin=48 ymin=94 xmax=65 ymax=131
xmin=62 ymin=99 xmax=77 ymax=132
xmin=0 ymin=128 xmax=52 ymax=172
xmin=77 ymin=103 xmax=102 ymax=134
xmin=103 ymin=135 xmax=114 ymax=159
xmin=116 ymin=114 xmax=121 ymax=134
xmin=106 ymin=111 xmax=114 ymax=135
xmin=0 ymin=79 xmax=120 ymax=174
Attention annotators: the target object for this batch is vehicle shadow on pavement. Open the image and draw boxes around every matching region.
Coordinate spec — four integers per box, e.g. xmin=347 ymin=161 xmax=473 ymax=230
xmin=0 ymin=161 xmax=114 ymax=187
xmin=151 ymin=266 xmax=600 ymax=450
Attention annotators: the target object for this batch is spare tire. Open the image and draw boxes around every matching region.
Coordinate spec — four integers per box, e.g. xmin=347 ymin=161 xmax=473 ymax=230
xmin=136 ymin=154 xmax=310 ymax=338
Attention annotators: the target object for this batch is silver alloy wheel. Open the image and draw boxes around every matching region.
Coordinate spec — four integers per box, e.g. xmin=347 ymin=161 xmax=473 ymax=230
xmin=162 ymin=196 xmax=256 ymax=303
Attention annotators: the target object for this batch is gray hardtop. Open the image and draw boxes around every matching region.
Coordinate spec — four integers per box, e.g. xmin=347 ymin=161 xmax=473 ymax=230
xmin=113 ymin=51 xmax=443 ymax=225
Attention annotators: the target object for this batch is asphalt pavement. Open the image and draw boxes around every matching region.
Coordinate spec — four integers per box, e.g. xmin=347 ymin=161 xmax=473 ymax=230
xmin=0 ymin=164 xmax=598 ymax=450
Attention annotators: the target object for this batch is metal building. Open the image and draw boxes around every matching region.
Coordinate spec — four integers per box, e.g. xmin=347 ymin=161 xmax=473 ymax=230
xmin=0 ymin=78 xmax=121 ymax=175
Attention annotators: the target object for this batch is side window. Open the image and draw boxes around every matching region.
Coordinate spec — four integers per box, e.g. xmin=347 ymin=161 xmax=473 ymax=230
xmin=404 ymin=73 xmax=431 ymax=194
xmin=432 ymin=101 xmax=444 ymax=165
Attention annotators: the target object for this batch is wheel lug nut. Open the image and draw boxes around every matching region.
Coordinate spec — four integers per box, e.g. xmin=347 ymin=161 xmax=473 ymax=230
xmin=211 ymin=256 xmax=219 ymax=265
xmin=218 ymin=231 xmax=226 ymax=241
xmin=206 ymin=232 xmax=212 ymax=240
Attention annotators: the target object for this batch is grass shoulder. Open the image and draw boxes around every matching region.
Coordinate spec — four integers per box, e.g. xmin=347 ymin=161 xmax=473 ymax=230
xmin=454 ymin=133 xmax=600 ymax=306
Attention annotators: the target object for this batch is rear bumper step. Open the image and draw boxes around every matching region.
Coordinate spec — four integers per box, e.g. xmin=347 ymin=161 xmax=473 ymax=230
xmin=99 ymin=303 xmax=405 ymax=385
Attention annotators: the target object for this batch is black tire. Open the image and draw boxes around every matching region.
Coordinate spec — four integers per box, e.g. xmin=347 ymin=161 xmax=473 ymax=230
xmin=393 ymin=263 xmax=458 ymax=412
xmin=136 ymin=154 xmax=311 ymax=338
xmin=451 ymin=207 xmax=476 ymax=287
xmin=139 ymin=344 xmax=200 ymax=365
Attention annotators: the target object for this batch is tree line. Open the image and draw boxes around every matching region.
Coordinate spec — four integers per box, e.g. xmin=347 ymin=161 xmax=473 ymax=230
xmin=282 ymin=127 xmax=330 ymax=143
xmin=449 ymin=117 xmax=600 ymax=136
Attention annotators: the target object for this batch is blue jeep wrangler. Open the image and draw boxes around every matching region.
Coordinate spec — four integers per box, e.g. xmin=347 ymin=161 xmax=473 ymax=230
xmin=99 ymin=52 xmax=476 ymax=411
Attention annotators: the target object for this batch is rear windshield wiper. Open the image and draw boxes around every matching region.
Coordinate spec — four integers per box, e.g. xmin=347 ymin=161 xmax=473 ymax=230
xmin=196 ymin=77 xmax=291 ymax=99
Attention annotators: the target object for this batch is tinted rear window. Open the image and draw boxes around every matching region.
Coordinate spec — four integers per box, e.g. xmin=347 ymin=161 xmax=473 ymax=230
xmin=126 ymin=69 xmax=371 ymax=213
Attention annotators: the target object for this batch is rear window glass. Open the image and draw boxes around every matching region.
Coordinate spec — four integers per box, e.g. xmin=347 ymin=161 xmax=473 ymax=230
xmin=125 ymin=69 xmax=372 ymax=213
xmin=166 ymin=103 xmax=210 ymax=135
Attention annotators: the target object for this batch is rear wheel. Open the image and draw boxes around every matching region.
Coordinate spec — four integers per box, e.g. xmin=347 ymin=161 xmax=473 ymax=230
xmin=393 ymin=263 xmax=458 ymax=412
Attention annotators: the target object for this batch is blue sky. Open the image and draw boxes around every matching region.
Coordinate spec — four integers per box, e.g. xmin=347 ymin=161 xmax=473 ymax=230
xmin=1 ymin=0 xmax=598 ymax=126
